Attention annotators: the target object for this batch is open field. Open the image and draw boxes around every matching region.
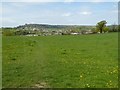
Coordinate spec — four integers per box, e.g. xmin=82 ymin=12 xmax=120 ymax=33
xmin=2 ymin=33 xmax=118 ymax=88
xmin=0 ymin=34 xmax=2 ymax=89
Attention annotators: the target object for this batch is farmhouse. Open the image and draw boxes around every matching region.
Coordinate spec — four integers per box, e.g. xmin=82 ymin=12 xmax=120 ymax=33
xmin=26 ymin=34 xmax=38 ymax=36
xmin=71 ymin=32 xmax=80 ymax=35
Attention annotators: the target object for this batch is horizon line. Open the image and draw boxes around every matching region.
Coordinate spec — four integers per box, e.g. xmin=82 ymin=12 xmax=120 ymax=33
xmin=1 ymin=23 xmax=118 ymax=28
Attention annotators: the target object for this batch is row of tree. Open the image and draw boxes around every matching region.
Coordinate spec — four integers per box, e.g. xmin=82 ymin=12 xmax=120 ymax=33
xmin=96 ymin=20 xmax=119 ymax=33
xmin=1 ymin=20 xmax=120 ymax=36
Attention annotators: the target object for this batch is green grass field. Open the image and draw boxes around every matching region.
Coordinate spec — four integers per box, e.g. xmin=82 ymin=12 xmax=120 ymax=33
xmin=2 ymin=33 xmax=118 ymax=88
xmin=0 ymin=34 xmax=2 ymax=89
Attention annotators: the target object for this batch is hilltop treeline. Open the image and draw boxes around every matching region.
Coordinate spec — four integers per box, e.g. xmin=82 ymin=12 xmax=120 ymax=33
xmin=1 ymin=23 xmax=120 ymax=36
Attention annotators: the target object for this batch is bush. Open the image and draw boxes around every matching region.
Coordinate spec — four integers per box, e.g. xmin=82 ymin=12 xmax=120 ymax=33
xmin=103 ymin=27 xmax=109 ymax=33
xmin=91 ymin=28 xmax=98 ymax=34
xmin=2 ymin=30 xmax=15 ymax=36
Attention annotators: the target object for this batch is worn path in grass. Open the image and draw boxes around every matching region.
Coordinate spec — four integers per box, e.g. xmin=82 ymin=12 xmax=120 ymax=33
xmin=2 ymin=33 xmax=118 ymax=88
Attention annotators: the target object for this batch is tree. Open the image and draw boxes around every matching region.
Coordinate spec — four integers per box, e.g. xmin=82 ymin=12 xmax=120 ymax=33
xmin=103 ymin=27 xmax=109 ymax=33
xmin=2 ymin=28 xmax=15 ymax=36
xmin=118 ymin=25 xmax=120 ymax=32
xmin=111 ymin=24 xmax=116 ymax=32
xmin=91 ymin=28 xmax=98 ymax=34
xmin=96 ymin=20 xmax=107 ymax=33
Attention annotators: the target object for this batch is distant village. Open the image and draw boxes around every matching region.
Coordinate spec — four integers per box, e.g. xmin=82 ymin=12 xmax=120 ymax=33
xmin=1 ymin=22 xmax=119 ymax=36
xmin=18 ymin=28 xmax=97 ymax=37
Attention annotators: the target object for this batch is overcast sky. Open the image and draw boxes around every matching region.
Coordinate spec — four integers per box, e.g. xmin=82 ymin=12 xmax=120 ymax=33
xmin=0 ymin=0 xmax=119 ymax=27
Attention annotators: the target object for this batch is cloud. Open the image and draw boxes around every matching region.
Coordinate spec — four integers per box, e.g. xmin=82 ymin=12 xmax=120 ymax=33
xmin=62 ymin=13 xmax=71 ymax=17
xmin=1 ymin=0 xmax=59 ymax=2
xmin=90 ymin=0 xmax=104 ymax=2
xmin=64 ymin=0 xmax=74 ymax=2
xmin=79 ymin=11 xmax=92 ymax=15
xmin=112 ymin=10 xmax=119 ymax=13
xmin=2 ymin=17 xmax=16 ymax=23
xmin=1 ymin=2 xmax=118 ymax=27
xmin=1 ymin=0 xmax=119 ymax=2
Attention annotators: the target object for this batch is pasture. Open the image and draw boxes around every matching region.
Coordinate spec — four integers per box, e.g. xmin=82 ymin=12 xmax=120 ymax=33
xmin=2 ymin=33 xmax=118 ymax=88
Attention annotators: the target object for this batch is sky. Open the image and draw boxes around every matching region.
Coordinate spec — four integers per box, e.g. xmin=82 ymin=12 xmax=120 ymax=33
xmin=0 ymin=0 xmax=119 ymax=27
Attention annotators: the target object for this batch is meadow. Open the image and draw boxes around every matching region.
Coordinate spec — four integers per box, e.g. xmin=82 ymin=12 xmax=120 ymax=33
xmin=2 ymin=33 xmax=118 ymax=88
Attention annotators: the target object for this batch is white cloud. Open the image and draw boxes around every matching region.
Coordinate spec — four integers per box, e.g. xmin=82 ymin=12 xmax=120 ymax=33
xmin=1 ymin=0 xmax=119 ymax=2
xmin=90 ymin=0 xmax=104 ymax=2
xmin=1 ymin=1 xmax=118 ymax=27
xmin=62 ymin=13 xmax=71 ymax=17
xmin=9 ymin=3 xmax=29 ymax=7
xmin=112 ymin=10 xmax=119 ymax=13
xmin=64 ymin=0 xmax=74 ymax=2
xmin=79 ymin=11 xmax=92 ymax=15
xmin=81 ymin=0 xmax=119 ymax=2
xmin=2 ymin=17 xmax=16 ymax=23
xmin=1 ymin=0 xmax=59 ymax=2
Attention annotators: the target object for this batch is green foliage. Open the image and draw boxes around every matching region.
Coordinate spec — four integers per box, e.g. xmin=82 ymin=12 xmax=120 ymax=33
xmin=103 ymin=27 xmax=109 ymax=33
xmin=118 ymin=25 xmax=120 ymax=32
xmin=96 ymin=20 xmax=107 ymax=33
xmin=2 ymin=28 xmax=15 ymax=36
xmin=108 ymin=24 xmax=118 ymax=32
xmin=15 ymin=30 xmax=29 ymax=35
xmin=91 ymin=28 xmax=98 ymax=33
xmin=111 ymin=24 xmax=117 ymax=32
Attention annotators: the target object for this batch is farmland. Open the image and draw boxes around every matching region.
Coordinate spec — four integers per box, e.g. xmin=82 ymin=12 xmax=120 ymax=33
xmin=2 ymin=32 xmax=118 ymax=88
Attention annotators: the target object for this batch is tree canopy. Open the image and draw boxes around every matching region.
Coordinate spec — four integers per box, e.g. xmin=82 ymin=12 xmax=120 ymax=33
xmin=96 ymin=20 xmax=107 ymax=33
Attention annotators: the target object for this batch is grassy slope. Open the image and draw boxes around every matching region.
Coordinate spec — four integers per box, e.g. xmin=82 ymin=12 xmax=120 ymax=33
xmin=2 ymin=33 xmax=118 ymax=88
xmin=0 ymin=34 xmax=2 ymax=89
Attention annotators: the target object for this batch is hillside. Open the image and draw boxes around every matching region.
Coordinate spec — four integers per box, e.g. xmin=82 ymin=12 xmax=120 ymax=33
xmin=15 ymin=24 xmax=95 ymax=31
xmin=1 ymin=24 xmax=119 ymax=36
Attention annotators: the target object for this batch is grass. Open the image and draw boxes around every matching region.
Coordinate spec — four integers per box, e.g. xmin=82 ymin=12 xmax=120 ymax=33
xmin=2 ymin=33 xmax=118 ymax=88
xmin=0 ymin=34 xmax=2 ymax=89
